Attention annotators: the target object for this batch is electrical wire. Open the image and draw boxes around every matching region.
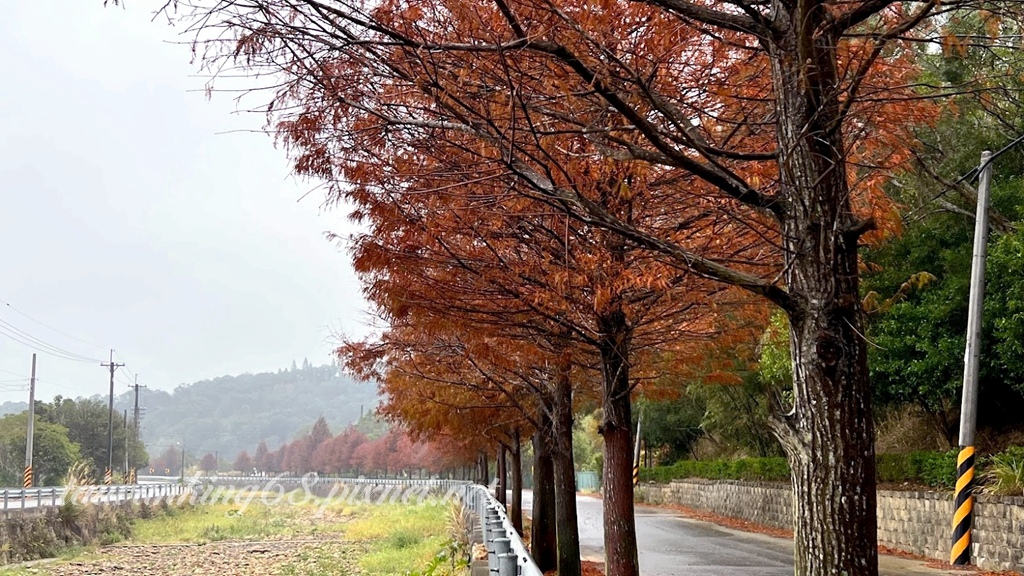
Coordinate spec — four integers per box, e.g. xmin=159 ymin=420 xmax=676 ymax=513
xmin=0 ymin=319 xmax=100 ymax=363
xmin=35 ymin=378 xmax=94 ymax=395
xmin=0 ymin=324 xmax=100 ymax=363
xmin=913 ymin=132 xmax=1024 ymax=216
xmin=115 ymin=354 xmax=137 ymax=381
xmin=2 ymin=300 xmax=106 ymax=350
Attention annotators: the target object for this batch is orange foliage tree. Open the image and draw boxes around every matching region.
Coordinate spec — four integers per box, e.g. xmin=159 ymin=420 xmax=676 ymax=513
xmin=336 ymin=151 xmax=760 ymax=575
xmin=167 ymin=0 xmax=982 ymax=574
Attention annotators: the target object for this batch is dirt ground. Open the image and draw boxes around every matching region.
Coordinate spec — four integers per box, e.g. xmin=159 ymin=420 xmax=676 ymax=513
xmin=19 ymin=538 xmax=360 ymax=576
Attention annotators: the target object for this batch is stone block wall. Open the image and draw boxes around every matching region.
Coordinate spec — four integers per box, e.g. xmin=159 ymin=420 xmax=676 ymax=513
xmin=637 ymin=480 xmax=1024 ymax=572
xmin=639 ymin=479 xmax=792 ymax=530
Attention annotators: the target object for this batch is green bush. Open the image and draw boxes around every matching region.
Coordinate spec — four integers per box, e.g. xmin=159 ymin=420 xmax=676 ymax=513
xmin=984 ymin=445 xmax=1024 ymax=495
xmin=640 ymin=451 xmax=958 ymax=488
xmin=639 ymin=457 xmax=790 ymax=483
xmin=876 ymin=450 xmax=957 ymax=488
xmin=907 ymin=450 xmax=957 ymax=488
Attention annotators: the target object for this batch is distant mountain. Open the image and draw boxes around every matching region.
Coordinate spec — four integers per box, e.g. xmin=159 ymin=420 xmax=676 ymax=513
xmin=107 ymin=362 xmax=380 ymax=460
xmin=0 ymin=401 xmax=27 ymax=417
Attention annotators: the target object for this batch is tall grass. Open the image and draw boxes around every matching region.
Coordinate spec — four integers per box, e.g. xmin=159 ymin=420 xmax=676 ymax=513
xmin=343 ymin=503 xmax=465 ymax=576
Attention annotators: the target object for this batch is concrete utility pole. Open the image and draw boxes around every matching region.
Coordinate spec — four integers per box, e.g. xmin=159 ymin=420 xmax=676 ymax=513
xmin=131 ymin=376 xmax=142 ymax=484
xmin=101 ymin=349 xmax=125 ymax=485
xmin=952 ymin=150 xmax=993 ymax=567
xmin=133 ymin=376 xmax=141 ymax=437
xmin=24 ymin=354 xmax=36 ymax=488
xmin=123 ymin=409 xmax=129 ymax=476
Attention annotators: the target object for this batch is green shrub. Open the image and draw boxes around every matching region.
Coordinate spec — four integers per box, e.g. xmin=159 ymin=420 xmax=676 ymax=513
xmin=875 ymin=454 xmax=913 ymax=483
xmin=907 ymin=450 xmax=957 ymax=489
xmin=984 ymin=445 xmax=1024 ymax=495
xmin=639 ymin=457 xmax=790 ymax=483
xmin=639 ymin=451 xmax=957 ymax=488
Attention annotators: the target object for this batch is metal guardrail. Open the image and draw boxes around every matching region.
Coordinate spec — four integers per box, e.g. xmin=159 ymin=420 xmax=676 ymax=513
xmin=0 ymin=487 xmax=61 ymax=510
xmin=459 ymin=484 xmax=542 ymax=576
xmin=0 ymin=483 xmax=190 ymax=511
xmin=190 ymin=474 xmax=470 ymax=488
xmin=4 ymin=477 xmax=537 ymax=573
xmin=193 ymin=476 xmax=540 ymax=575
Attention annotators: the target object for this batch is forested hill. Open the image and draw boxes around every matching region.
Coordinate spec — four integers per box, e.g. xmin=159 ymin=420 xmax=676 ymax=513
xmin=0 ymin=401 xmax=27 ymax=417
xmin=114 ymin=361 xmax=379 ymax=460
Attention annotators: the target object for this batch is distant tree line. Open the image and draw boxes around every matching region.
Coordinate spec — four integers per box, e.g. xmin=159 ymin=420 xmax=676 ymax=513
xmin=0 ymin=396 xmax=148 ymax=486
xmin=227 ymin=415 xmax=474 ymax=478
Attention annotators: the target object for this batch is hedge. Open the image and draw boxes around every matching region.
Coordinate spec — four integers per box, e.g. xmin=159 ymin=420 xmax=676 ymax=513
xmin=875 ymin=450 xmax=957 ymax=489
xmin=639 ymin=450 xmax=958 ymax=488
xmin=639 ymin=457 xmax=790 ymax=483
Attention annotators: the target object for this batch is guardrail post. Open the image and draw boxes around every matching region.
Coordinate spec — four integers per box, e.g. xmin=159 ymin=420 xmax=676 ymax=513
xmin=484 ymin=506 xmax=499 ymax=548
xmin=20 ymin=489 xmax=25 ymax=509
xmin=490 ymin=537 xmax=511 ymax=574
xmin=3 ymin=490 xmax=7 ymax=510
xmin=498 ymin=552 xmax=518 ymax=576
xmin=52 ymin=488 xmax=57 ymax=507
xmin=486 ymin=519 xmax=505 ymax=573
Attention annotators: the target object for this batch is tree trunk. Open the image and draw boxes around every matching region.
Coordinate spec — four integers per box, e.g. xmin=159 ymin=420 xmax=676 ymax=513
xmin=597 ymin=309 xmax=639 ymax=576
xmin=496 ymin=444 xmax=507 ymax=507
xmin=531 ymin=421 xmax=558 ymax=573
xmin=551 ymin=357 xmax=582 ymax=576
xmin=768 ymin=6 xmax=878 ymax=575
xmin=509 ymin=430 xmax=524 ymax=534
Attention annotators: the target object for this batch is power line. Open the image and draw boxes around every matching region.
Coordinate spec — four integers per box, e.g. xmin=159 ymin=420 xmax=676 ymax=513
xmin=911 ymin=131 xmax=1024 ymax=220
xmin=0 ymin=319 xmax=102 ymax=363
xmin=35 ymin=378 xmax=93 ymax=394
xmin=0 ymin=317 xmax=101 ymax=361
xmin=115 ymin=354 xmax=138 ymax=381
xmin=2 ymin=300 xmax=106 ymax=350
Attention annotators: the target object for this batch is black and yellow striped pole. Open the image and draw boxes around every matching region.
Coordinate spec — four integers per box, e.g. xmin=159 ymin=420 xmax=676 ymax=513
xmin=632 ymin=412 xmax=643 ymax=487
xmin=104 ymin=467 xmax=112 ymax=485
xmin=952 ymin=150 xmax=993 ymax=566
xmin=23 ymin=466 xmax=32 ymax=489
xmin=951 ymin=446 xmax=975 ymax=564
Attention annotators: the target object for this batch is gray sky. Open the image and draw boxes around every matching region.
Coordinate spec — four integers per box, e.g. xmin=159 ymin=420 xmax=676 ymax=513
xmin=0 ymin=1 xmax=368 ymax=403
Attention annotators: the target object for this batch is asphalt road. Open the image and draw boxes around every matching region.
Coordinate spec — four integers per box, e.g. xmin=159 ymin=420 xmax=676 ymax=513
xmin=521 ymin=491 xmax=960 ymax=576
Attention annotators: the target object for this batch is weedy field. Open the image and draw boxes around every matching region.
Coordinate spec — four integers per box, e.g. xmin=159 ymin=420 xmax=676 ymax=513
xmin=0 ymin=492 xmax=469 ymax=576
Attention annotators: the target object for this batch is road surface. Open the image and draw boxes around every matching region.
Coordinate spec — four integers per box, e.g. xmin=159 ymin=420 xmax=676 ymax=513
xmin=521 ymin=491 xmax=960 ymax=576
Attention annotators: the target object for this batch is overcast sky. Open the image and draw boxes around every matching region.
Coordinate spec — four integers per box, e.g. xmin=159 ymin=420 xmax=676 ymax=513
xmin=0 ymin=2 xmax=369 ymax=403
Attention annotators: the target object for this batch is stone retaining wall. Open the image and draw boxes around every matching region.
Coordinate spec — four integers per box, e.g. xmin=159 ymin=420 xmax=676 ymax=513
xmin=637 ymin=480 xmax=1024 ymax=572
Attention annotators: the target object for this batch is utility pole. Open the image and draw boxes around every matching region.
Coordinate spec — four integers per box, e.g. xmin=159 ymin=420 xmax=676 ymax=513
xmin=24 ymin=354 xmax=36 ymax=488
xmin=123 ymin=409 xmax=129 ymax=477
xmin=952 ymin=150 xmax=993 ymax=567
xmin=101 ymin=350 xmax=124 ymax=485
xmin=131 ymin=375 xmax=142 ymax=484
xmin=180 ymin=442 xmax=186 ymax=483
